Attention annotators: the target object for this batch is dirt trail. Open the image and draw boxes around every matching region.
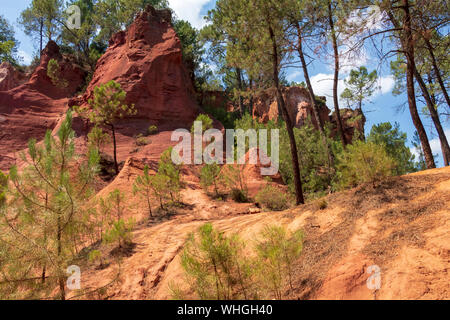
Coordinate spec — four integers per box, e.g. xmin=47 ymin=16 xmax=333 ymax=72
xmin=76 ymin=167 xmax=450 ymax=300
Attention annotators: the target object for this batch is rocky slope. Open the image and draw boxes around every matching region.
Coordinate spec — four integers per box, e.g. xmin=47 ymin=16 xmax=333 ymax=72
xmin=75 ymin=166 xmax=450 ymax=300
xmin=0 ymin=41 xmax=85 ymax=170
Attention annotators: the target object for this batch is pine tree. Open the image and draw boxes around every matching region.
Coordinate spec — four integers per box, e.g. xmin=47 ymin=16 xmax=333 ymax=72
xmin=75 ymin=80 xmax=137 ymax=175
xmin=133 ymin=165 xmax=154 ymax=218
xmin=0 ymin=111 xmax=99 ymax=300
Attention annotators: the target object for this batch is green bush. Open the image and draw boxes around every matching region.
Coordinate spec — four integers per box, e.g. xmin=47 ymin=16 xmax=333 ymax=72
xmin=47 ymin=58 xmax=68 ymax=88
xmin=177 ymin=223 xmax=304 ymax=300
xmin=223 ymin=165 xmax=248 ymax=201
xmin=256 ymin=226 xmax=304 ymax=297
xmin=180 ymin=223 xmax=256 ymax=300
xmin=147 ymin=125 xmax=158 ymax=135
xmin=135 ymin=135 xmax=149 ymax=146
xmin=200 ymin=163 xmax=222 ymax=197
xmin=191 ymin=114 xmax=213 ymax=134
xmin=87 ymin=126 xmax=110 ymax=152
xmin=335 ymin=140 xmax=396 ymax=189
xmin=255 ymin=184 xmax=289 ymax=211
xmin=367 ymin=122 xmax=417 ymax=175
xmin=230 ymin=188 xmax=248 ymax=203
xmin=102 ymin=218 xmax=134 ymax=249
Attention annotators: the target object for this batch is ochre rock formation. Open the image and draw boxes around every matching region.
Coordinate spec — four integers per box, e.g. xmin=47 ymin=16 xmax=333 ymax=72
xmin=0 ymin=41 xmax=85 ymax=170
xmin=252 ymin=86 xmax=330 ymax=129
xmin=330 ymin=108 xmax=366 ymax=142
xmin=0 ymin=62 xmax=28 ymax=92
xmin=72 ymin=6 xmax=199 ymax=129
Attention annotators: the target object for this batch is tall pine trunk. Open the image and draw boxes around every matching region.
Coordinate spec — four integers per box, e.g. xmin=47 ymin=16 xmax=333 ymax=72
xmin=327 ymin=1 xmax=347 ymax=147
xmin=401 ymin=0 xmax=435 ymax=169
xmin=268 ymin=25 xmax=304 ymax=205
xmin=110 ymin=124 xmax=119 ymax=175
xmin=422 ymin=36 xmax=450 ymax=107
xmin=413 ymin=67 xmax=450 ymax=166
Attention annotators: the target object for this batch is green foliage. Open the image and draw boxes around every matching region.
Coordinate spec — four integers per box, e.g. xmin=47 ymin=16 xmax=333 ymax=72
xmin=75 ymin=80 xmax=136 ymax=175
xmin=279 ymin=120 xmax=340 ymax=196
xmin=367 ymin=122 xmax=417 ymax=175
xmin=0 ymin=110 xmax=99 ymax=299
xmin=255 ymin=184 xmax=289 ymax=211
xmin=180 ymin=223 xmax=257 ymax=300
xmin=340 ymin=66 xmax=378 ymax=110
xmin=200 ymin=163 xmax=222 ymax=197
xmin=88 ymin=249 xmax=104 ymax=267
xmin=0 ymin=171 xmax=7 ymax=208
xmin=0 ymin=15 xmax=18 ymax=64
xmin=223 ymin=165 xmax=248 ymax=202
xmin=173 ymin=19 xmax=204 ymax=84
xmin=77 ymin=80 xmax=137 ymax=126
xmin=94 ymin=0 xmax=169 ymax=44
xmin=157 ymin=147 xmax=181 ymax=202
xmin=99 ymin=189 xmax=133 ymax=249
xmin=135 ymin=135 xmax=149 ymax=146
xmin=87 ymin=126 xmax=111 ymax=152
xmin=102 ymin=218 xmax=134 ymax=249
xmin=149 ymin=173 xmax=171 ymax=210
xmin=191 ymin=113 xmax=213 ymax=134
xmin=255 ymin=226 xmax=303 ymax=298
xmin=19 ymin=0 xmax=63 ymax=46
xmin=335 ymin=140 xmax=396 ymax=189
xmin=47 ymin=58 xmax=68 ymax=88
xmin=202 ymin=104 xmax=240 ymax=130
xmin=133 ymin=165 xmax=154 ymax=217
xmin=147 ymin=125 xmax=158 ymax=135
xmin=179 ymin=223 xmax=303 ymax=300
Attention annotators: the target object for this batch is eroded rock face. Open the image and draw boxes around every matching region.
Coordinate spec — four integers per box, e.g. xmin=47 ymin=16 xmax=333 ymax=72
xmin=330 ymin=108 xmax=366 ymax=142
xmin=0 ymin=62 xmax=28 ymax=92
xmin=0 ymin=41 xmax=85 ymax=170
xmin=252 ymin=86 xmax=331 ymax=129
xmin=72 ymin=5 xmax=199 ymax=128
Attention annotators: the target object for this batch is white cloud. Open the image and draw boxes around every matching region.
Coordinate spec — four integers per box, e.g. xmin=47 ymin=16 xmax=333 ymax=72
xmin=168 ymin=0 xmax=211 ymax=29
xmin=379 ymin=76 xmax=395 ymax=94
xmin=309 ymin=73 xmax=395 ymax=107
xmin=18 ymin=50 xmax=32 ymax=65
xmin=286 ymin=70 xmax=302 ymax=82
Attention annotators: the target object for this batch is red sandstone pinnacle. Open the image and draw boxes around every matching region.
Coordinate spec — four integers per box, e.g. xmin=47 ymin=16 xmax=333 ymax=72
xmin=72 ymin=5 xmax=200 ymax=129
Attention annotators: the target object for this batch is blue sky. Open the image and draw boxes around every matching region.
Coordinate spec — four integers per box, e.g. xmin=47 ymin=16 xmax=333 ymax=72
xmin=2 ymin=0 xmax=449 ymax=166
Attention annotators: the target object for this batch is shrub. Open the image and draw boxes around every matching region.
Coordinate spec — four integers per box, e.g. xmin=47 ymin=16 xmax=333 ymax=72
xmin=180 ymin=223 xmax=256 ymax=300
xmin=223 ymin=165 xmax=248 ymax=201
xmin=367 ymin=122 xmax=417 ymax=175
xmin=335 ymin=140 xmax=396 ymax=189
xmin=147 ymin=125 xmax=158 ymax=135
xmin=47 ymin=58 xmax=68 ymax=88
xmin=177 ymin=223 xmax=304 ymax=300
xmin=133 ymin=165 xmax=154 ymax=218
xmin=255 ymin=184 xmax=289 ymax=211
xmin=157 ymin=147 xmax=181 ymax=203
xmin=200 ymin=163 xmax=222 ymax=197
xmin=191 ymin=113 xmax=213 ymax=134
xmin=135 ymin=135 xmax=149 ymax=146
xmin=87 ymin=126 xmax=110 ymax=152
xmin=230 ymin=188 xmax=248 ymax=203
xmin=102 ymin=218 xmax=134 ymax=249
xmin=316 ymin=198 xmax=328 ymax=210
xmin=88 ymin=250 xmax=104 ymax=268
xmin=256 ymin=226 xmax=304 ymax=298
